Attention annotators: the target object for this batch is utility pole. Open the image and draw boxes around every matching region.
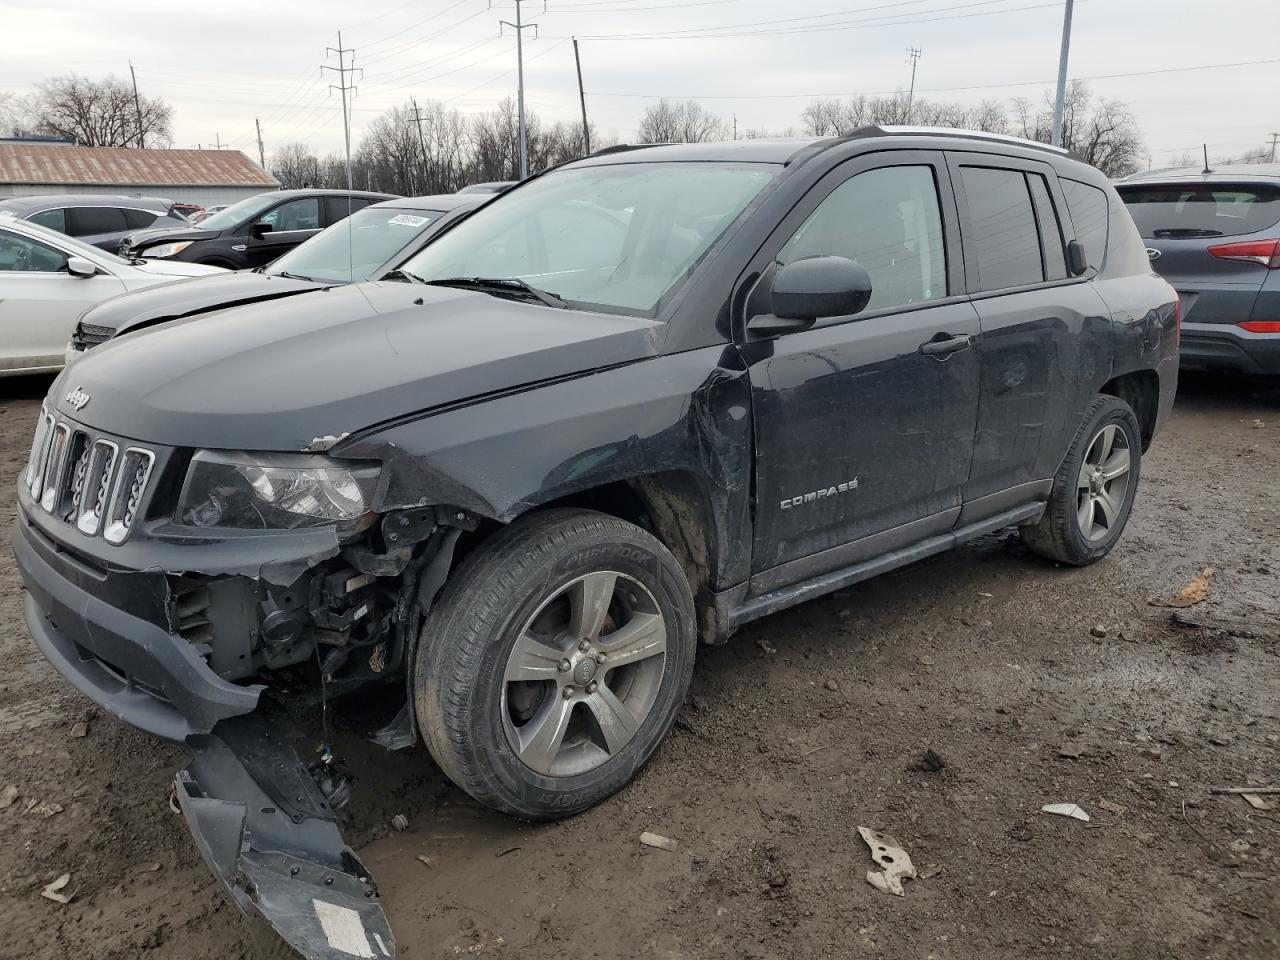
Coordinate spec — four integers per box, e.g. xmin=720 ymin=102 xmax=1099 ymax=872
xmin=128 ymin=61 xmax=145 ymax=149
xmin=405 ymin=98 xmax=430 ymax=192
xmin=500 ymin=0 xmax=538 ymax=179
xmin=212 ymin=133 xmax=225 ymax=149
xmin=255 ymin=118 xmax=266 ymax=168
xmin=733 ymin=114 xmax=738 ymax=140
xmin=323 ymin=32 xmax=362 ymax=193
xmin=1270 ymin=132 xmax=1279 ymax=163
xmin=1051 ymin=0 xmax=1075 ymax=147
xmin=905 ymin=47 xmax=922 ymax=123
xmin=572 ymin=37 xmax=590 ymax=155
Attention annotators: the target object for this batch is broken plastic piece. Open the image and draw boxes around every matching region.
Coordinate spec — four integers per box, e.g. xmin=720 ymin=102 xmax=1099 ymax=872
xmin=857 ymin=826 xmax=916 ymax=896
xmin=1041 ymin=802 xmax=1091 ymax=822
xmin=174 ymin=711 xmax=395 ymax=959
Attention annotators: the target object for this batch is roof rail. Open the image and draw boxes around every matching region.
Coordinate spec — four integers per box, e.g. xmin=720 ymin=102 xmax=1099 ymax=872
xmin=853 ymin=125 xmax=1077 ymax=159
xmin=589 ymin=143 xmax=662 ymax=157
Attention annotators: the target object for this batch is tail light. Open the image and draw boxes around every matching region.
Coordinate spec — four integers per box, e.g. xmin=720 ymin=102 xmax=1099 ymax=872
xmin=1239 ymin=321 xmax=1280 ymax=334
xmin=1207 ymin=239 xmax=1280 ymax=268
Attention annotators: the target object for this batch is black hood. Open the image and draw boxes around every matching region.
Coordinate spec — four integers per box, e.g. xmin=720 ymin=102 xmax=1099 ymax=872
xmin=55 ymin=281 xmax=663 ymax=451
xmin=81 ymin=271 xmax=323 ymax=337
xmin=123 ymin=224 xmax=220 ymax=250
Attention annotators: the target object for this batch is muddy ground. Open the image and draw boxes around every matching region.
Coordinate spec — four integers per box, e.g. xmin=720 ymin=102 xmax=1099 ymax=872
xmin=0 ymin=371 xmax=1276 ymax=960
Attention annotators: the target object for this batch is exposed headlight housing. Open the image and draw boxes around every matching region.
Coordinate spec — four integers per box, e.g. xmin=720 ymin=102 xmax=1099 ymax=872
xmin=177 ymin=450 xmax=379 ymax=530
xmin=142 ymin=240 xmax=195 ymax=258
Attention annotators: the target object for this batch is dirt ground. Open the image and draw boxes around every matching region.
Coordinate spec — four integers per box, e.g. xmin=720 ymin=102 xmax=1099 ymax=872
xmin=0 ymin=370 xmax=1276 ymax=960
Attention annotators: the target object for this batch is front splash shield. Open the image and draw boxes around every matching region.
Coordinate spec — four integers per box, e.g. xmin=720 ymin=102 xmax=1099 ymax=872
xmin=174 ymin=714 xmax=395 ymax=959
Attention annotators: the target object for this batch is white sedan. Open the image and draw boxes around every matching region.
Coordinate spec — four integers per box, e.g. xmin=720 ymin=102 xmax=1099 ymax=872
xmin=0 ymin=216 xmax=225 ymax=376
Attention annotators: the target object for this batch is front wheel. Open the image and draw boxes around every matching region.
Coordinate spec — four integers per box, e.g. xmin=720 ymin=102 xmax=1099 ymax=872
xmin=1022 ymin=394 xmax=1143 ymax=565
xmin=415 ymin=509 xmax=696 ymax=820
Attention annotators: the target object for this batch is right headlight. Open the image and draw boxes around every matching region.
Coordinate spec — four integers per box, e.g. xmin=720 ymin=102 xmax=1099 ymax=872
xmin=142 ymin=240 xmax=194 ymax=258
xmin=177 ymin=450 xmax=380 ymax=530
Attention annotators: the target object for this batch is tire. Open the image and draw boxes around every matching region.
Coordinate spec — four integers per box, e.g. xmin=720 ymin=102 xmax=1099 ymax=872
xmin=1022 ymin=394 xmax=1143 ymax=566
xmin=415 ymin=508 xmax=696 ymax=820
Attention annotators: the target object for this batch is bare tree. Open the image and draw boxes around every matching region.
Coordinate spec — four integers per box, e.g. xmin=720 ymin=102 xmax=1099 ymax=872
xmin=801 ymin=93 xmax=1005 ymax=137
xmin=270 ymin=143 xmax=323 ymax=189
xmin=637 ymin=99 xmax=728 ymax=143
xmin=0 ymin=91 xmax=21 ymax=137
xmin=23 ymin=74 xmax=173 ymax=147
xmin=1221 ymin=145 xmax=1273 ymax=165
xmin=1012 ymin=81 xmax=1143 ymax=177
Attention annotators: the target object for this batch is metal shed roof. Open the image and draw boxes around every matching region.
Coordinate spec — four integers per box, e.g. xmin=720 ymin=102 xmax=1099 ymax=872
xmin=0 ymin=144 xmax=279 ymax=188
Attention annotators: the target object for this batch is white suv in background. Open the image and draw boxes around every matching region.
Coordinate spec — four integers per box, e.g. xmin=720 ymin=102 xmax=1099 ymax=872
xmin=0 ymin=217 xmax=225 ymax=376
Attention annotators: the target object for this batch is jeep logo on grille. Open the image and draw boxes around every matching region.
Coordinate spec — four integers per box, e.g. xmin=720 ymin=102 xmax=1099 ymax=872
xmin=65 ymin=387 xmax=91 ymax=411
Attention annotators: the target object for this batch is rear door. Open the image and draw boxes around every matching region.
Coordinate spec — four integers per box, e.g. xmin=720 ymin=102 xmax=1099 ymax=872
xmin=0 ymin=228 xmax=126 ymax=372
xmin=947 ymin=153 xmax=1112 ymax=516
xmin=744 ymin=151 xmax=981 ymax=589
xmin=1115 ymin=180 xmax=1280 ymax=325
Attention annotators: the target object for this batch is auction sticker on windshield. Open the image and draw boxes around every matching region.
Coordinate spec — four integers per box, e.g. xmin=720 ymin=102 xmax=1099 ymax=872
xmin=387 ymin=214 xmax=430 ymax=227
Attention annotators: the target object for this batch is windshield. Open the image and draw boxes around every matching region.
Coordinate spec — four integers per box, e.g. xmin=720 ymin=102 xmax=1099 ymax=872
xmin=266 ymin=206 xmax=443 ymax=282
xmin=398 ymin=161 xmax=778 ymax=316
xmin=1119 ymin=183 xmax=1280 ymax=239
xmin=195 ymin=194 xmax=279 ymax=231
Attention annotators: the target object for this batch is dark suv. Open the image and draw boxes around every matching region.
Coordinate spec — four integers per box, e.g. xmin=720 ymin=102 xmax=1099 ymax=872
xmin=0 ymin=194 xmax=190 ymax=251
xmin=14 ymin=129 xmax=1177 ymax=959
xmin=118 ymin=188 xmax=396 ymax=269
xmin=1117 ymin=165 xmax=1280 ymax=375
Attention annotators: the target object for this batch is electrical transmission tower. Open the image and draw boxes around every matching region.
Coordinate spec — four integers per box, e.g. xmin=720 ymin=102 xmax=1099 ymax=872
xmin=905 ymin=47 xmax=922 ymax=123
xmin=500 ymin=0 xmax=540 ymax=179
xmin=322 ymin=32 xmax=362 ymax=192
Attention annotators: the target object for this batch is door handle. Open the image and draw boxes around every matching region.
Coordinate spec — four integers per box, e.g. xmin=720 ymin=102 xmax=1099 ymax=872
xmin=919 ymin=333 xmax=973 ymax=358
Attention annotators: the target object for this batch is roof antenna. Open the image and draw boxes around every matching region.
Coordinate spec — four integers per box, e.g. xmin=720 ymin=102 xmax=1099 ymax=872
xmin=1201 ymin=143 xmax=1213 ymax=175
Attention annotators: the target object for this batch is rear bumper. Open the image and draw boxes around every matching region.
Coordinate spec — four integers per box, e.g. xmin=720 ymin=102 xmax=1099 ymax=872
xmin=1180 ymin=322 xmax=1280 ymax=375
xmin=13 ymin=506 xmax=261 ymax=741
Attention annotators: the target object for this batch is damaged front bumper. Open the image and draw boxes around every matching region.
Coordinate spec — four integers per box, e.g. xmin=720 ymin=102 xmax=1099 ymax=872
xmin=13 ymin=502 xmax=401 ymax=958
xmin=177 ymin=713 xmax=395 ymax=960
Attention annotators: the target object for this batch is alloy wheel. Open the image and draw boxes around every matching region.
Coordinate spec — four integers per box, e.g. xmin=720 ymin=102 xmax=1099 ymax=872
xmin=501 ymin=571 xmax=668 ymax=777
xmin=1076 ymin=423 xmax=1131 ymax=542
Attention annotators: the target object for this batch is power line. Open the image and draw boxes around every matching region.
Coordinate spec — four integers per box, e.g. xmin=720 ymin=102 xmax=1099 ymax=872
xmin=584 ymin=56 xmax=1280 ymax=100
xmin=322 ymin=33 xmax=362 ymax=192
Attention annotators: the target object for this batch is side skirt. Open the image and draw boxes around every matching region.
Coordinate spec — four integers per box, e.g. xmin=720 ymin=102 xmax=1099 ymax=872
xmin=715 ymin=501 xmax=1046 ymax=638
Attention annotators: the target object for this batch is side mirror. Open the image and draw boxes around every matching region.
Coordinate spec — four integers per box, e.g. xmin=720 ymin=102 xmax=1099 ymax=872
xmin=66 ymin=257 xmax=96 ymax=278
xmin=251 ymin=220 xmax=273 ymax=239
xmin=749 ymin=256 xmax=873 ymax=335
xmin=1067 ymin=239 xmax=1089 ymax=276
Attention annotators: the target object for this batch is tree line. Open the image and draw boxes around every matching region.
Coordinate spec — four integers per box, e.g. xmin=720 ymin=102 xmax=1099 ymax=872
xmin=3 ymin=73 xmax=1274 ymax=187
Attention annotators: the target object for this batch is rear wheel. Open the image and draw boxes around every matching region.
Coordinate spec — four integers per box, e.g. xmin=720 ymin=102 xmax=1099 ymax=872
xmin=1022 ymin=395 xmax=1142 ymax=565
xmin=416 ymin=509 xmax=696 ymax=820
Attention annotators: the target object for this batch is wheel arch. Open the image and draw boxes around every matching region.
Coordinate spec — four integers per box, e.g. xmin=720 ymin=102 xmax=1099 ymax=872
xmin=1099 ymin=368 xmax=1160 ymax=449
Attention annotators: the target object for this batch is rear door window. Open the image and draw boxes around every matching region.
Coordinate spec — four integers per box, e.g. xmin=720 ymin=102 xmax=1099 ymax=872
xmin=959 ymin=166 xmax=1044 ymax=291
xmin=28 ymin=208 xmax=67 ymax=233
xmin=1117 ymin=183 xmax=1280 ymax=240
xmin=67 ymin=206 xmax=128 ymax=237
xmin=1061 ymin=180 xmax=1110 ymax=271
xmin=324 ymin=196 xmax=374 ymax=225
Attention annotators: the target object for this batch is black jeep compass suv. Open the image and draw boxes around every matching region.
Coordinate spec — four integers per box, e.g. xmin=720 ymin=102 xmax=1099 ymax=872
xmin=14 ymin=128 xmax=1178 ymax=959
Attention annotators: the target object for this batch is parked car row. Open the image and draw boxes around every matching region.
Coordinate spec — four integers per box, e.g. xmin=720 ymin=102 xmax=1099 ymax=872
xmin=0 ymin=194 xmax=190 ymax=252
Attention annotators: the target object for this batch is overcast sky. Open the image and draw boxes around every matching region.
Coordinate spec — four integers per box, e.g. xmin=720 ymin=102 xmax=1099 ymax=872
xmin=3 ymin=0 xmax=1277 ymax=168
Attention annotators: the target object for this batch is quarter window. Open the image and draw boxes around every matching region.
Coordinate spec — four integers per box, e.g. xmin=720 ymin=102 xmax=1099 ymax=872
xmin=1061 ymin=179 xmax=1109 ymax=271
xmin=778 ymin=165 xmax=947 ymax=312
xmin=0 ymin=230 xmax=69 ymax=272
xmin=959 ymin=166 xmax=1044 ymax=291
xmin=123 ymin=208 xmax=162 ymax=229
